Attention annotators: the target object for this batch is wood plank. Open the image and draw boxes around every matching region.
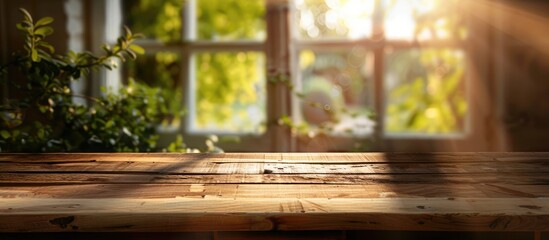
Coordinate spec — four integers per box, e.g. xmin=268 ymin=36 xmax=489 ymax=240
xmin=0 ymin=161 xmax=546 ymax=174
xmin=280 ymin=153 xmax=493 ymax=162
xmin=0 ymin=152 xmax=547 ymax=233
xmin=476 ymin=152 xmax=549 ymax=165
xmin=1 ymin=183 xmax=546 ymax=199
xmin=0 ymin=231 xmax=537 ymax=240
xmin=0 ymin=161 xmax=265 ymax=174
xmin=0 ymin=232 xmax=214 ymax=240
xmin=347 ymin=230 xmax=536 ymax=240
xmin=215 ymin=231 xmax=345 ymax=240
xmin=2 ymin=152 xmax=547 ymax=165
xmin=0 ymin=198 xmax=547 ymax=232
xmin=263 ymin=162 xmax=549 ymax=174
xmin=0 ymin=184 xmax=488 ymax=199
xmin=0 ymin=152 xmax=499 ymax=163
xmin=0 ymin=173 xmax=547 ymax=185
xmin=0 ymin=153 xmax=199 ymax=162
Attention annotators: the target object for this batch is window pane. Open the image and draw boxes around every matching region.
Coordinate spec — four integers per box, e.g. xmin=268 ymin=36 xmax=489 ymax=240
xmin=383 ymin=0 xmax=467 ymax=40
xmin=197 ymin=0 xmax=266 ymax=41
xmin=192 ymin=52 xmax=266 ymax=133
xmin=299 ymin=48 xmax=375 ymax=136
xmin=295 ymin=0 xmax=375 ymax=39
xmin=385 ymin=48 xmax=467 ymax=134
xmin=124 ymin=52 xmax=184 ymax=127
xmin=122 ymin=0 xmax=182 ymax=43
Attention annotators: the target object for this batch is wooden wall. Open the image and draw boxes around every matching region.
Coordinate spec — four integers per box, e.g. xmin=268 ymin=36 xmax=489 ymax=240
xmin=0 ymin=0 xmax=68 ymax=59
xmin=487 ymin=0 xmax=549 ymax=151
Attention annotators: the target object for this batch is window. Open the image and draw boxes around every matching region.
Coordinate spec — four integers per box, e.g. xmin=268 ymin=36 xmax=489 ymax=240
xmin=294 ymin=0 xmax=468 ymax=138
xmin=381 ymin=0 xmax=468 ymax=136
xmin=111 ymin=0 xmax=469 ymax=151
xmin=122 ymin=0 xmax=268 ymax=136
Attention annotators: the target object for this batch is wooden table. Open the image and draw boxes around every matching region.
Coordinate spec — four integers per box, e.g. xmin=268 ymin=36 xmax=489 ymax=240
xmin=0 ymin=152 xmax=548 ymax=240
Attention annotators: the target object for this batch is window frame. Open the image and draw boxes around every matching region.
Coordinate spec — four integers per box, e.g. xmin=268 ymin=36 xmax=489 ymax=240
xmin=126 ymin=0 xmax=285 ymax=151
xmin=107 ymin=0 xmax=487 ymax=152
xmin=289 ymin=0 xmax=478 ymax=151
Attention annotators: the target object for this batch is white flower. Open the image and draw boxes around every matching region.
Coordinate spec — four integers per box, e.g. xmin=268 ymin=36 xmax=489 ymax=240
xmin=332 ymin=115 xmax=376 ymax=137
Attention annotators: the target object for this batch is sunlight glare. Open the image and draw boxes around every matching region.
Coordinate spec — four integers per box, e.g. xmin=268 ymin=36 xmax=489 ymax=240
xmin=297 ymin=0 xmax=374 ymax=39
xmin=341 ymin=0 xmax=374 ymax=39
xmin=300 ymin=9 xmax=314 ymax=30
xmin=411 ymin=0 xmax=435 ymax=13
xmin=384 ymin=0 xmax=416 ymax=40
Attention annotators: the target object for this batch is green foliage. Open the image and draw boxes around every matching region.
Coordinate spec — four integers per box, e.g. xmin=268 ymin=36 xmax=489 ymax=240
xmin=0 ymin=9 xmax=170 ymax=152
xmin=1 ymin=9 xmax=224 ymax=153
xmin=123 ymin=0 xmax=266 ymax=133
xmin=197 ymin=0 xmax=265 ymax=40
xmin=195 ymin=0 xmax=266 ymax=132
xmin=123 ymin=1 xmax=185 ymax=129
xmin=123 ymin=0 xmax=182 ymax=43
xmin=195 ymin=52 xmax=265 ymax=132
xmin=124 ymin=52 xmax=184 ymax=127
xmin=70 ymin=80 xmax=164 ymax=152
xmin=385 ymin=49 xmax=467 ymax=133
xmin=123 ymin=0 xmax=267 ymax=42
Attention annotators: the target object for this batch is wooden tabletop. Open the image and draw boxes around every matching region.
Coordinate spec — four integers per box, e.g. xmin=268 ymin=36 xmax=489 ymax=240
xmin=0 ymin=152 xmax=548 ymax=233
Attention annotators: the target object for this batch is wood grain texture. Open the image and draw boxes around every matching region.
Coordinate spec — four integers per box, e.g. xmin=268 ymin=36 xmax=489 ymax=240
xmin=0 ymin=183 xmax=548 ymax=199
xmin=0 ymin=152 xmax=547 ymax=232
xmin=0 ymin=152 xmax=498 ymax=163
xmin=0 ymin=198 xmax=548 ymax=232
xmin=2 ymin=173 xmax=548 ymax=185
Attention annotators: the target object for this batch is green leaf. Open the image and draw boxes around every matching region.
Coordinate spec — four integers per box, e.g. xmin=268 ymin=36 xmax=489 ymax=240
xmin=105 ymin=120 xmax=115 ymax=128
xmin=129 ymin=45 xmax=145 ymax=55
xmin=31 ymin=49 xmax=39 ymax=62
xmin=101 ymin=44 xmax=111 ymax=53
xmin=0 ymin=130 xmax=10 ymax=139
xmin=102 ymin=63 xmax=113 ymax=70
xmin=34 ymin=26 xmax=54 ymax=37
xmin=125 ymin=50 xmax=137 ymax=60
xmin=123 ymin=26 xmax=132 ymax=39
xmin=117 ymin=38 xmax=124 ymax=48
xmin=38 ymin=42 xmax=55 ymax=53
xmin=35 ymin=17 xmax=53 ymax=27
xmin=16 ymin=23 xmax=26 ymax=31
xmin=21 ymin=21 xmax=33 ymax=29
xmin=37 ymin=129 xmax=45 ymax=139
xmin=19 ymin=8 xmax=33 ymax=22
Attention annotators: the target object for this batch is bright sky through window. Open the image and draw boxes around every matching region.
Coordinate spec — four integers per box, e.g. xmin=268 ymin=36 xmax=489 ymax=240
xmin=296 ymin=0 xmax=374 ymax=39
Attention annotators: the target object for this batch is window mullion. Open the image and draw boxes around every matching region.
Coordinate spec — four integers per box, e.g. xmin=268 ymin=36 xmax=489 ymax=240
xmin=385 ymin=40 xmax=466 ymax=49
xmin=296 ymin=39 xmax=382 ymax=51
xmin=266 ymin=0 xmax=294 ymax=151
xmin=181 ymin=0 xmax=193 ymax=138
xmin=187 ymin=41 xmax=265 ymax=52
xmin=372 ymin=0 xmax=385 ymax=148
